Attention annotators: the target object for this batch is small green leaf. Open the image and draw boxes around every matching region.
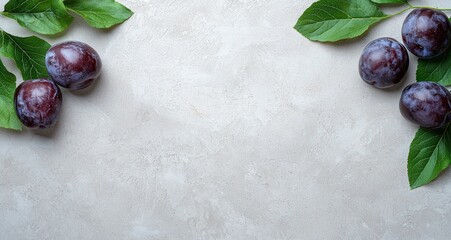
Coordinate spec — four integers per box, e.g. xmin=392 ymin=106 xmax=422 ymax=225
xmin=64 ymin=0 xmax=133 ymax=29
xmin=294 ymin=0 xmax=388 ymax=42
xmin=416 ymin=46 xmax=451 ymax=86
xmin=371 ymin=0 xmax=407 ymax=4
xmin=2 ymin=0 xmax=73 ymax=35
xmin=408 ymin=126 xmax=451 ymax=189
xmin=0 ymin=60 xmax=21 ymax=131
xmin=0 ymin=30 xmax=51 ymax=80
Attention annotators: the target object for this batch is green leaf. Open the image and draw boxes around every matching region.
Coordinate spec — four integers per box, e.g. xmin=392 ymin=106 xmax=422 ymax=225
xmin=408 ymin=126 xmax=451 ymax=189
xmin=0 ymin=30 xmax=51 ymax=80
xmin=371 ymin=0 xmax=406 ymax=4
xmin=64 ymin=0 xmax=133 ymax=29
xmin=416 ymin=46 xmax=451 ymax=86
xmin=294 ymin=0 xmax=388 ymax=42
xmin=2 ymin=0 xmax=73 ymax=35
xmin=0 ymin=60 xmax=21 ymax=131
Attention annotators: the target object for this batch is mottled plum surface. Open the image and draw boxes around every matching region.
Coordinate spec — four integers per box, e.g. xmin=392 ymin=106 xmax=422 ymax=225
xmin=402 ymin=8 xmax=451 ymax=59
xmin=359 ymin=37 xmax=409 ymax=89
xmin=400 ymin=82 xmax=451 ymax=128
xmin=46 ymin=41 xmax=102 ymax=90
xmin=14 ymin=79 xmax=63 ymax=129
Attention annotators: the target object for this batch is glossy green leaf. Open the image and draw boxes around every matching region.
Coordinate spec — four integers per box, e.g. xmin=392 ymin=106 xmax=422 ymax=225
xmin=294 ymin=0 xmax=387 ymax=42
xmin=371 ymin=0 xmax=407 ymax=4
xmin=0 ymin=60 xmax=21 ymax=130
xmin=0 ymin=30 xmax=51 ymax=80
xmin=408 ymin=126 xmax=451 ymax=189
xmin=416 ymin=46 xmax=451 ymax=86
xmin=64 ymin=0 xmax=133 ymax=28
xmin=2 ymin=0 xmax=73 ymax=35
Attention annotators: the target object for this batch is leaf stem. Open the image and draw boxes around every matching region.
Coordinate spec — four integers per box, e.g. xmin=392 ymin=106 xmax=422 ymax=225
xmin=388 ymin=5 xmax=451 ymax=19
xmin=388 ymin=6 xmax=413 ymax=18
xmin=410 ymin=6 xmax=451 ymax=11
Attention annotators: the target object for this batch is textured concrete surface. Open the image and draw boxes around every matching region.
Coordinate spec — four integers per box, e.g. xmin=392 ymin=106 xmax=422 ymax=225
xmin=1 ymin=0 xmax=451 ymax=239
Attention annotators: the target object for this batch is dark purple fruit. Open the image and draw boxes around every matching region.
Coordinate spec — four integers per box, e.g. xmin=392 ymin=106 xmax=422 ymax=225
xmin=45 ymin=41 xmax=102 ymax=90
xmin=402 ymin=8 xmax=451 ymax=59
xmin=359 ymin=37 xmax=409 ymax=89
xmin=400 ymin=82 xmax=451 ymax=128
xmin=14 ymin=79 xmax=63 ymax=129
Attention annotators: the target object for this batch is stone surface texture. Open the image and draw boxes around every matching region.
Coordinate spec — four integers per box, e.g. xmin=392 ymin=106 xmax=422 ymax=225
xmin=1 ymin=0 xmax=451 ymax=239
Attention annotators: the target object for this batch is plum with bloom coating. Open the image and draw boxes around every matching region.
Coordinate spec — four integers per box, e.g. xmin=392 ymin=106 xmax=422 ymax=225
xmin=359 ymin=37 xmax=409 ymax=89
xmin=46 ymin=41 xmax=102 ymax=90
xmin=400 ymin=82 xmax=451 ymax=129
xmin=14 ymin=79 xmax=63 ymax=129
xmin=402 ymin=8 xmax=451 ymax=59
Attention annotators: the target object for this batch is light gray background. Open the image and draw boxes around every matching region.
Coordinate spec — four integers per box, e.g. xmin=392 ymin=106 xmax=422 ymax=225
xmin=1 ymin=0 xmax=451 ymax=239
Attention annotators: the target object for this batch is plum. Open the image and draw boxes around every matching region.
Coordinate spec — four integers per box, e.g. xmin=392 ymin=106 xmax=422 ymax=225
xmin=359 ymin=37 xmax=409 ymax=88
xmin=46 ymin=41 xmax=102 ymax=90
xmin=400 ymin=82 xmax=451 ymax=128
xmin=402 ymin=8 xmax=451 ymax=59
xmin=14 ymin=79 xmax=63 ymax=129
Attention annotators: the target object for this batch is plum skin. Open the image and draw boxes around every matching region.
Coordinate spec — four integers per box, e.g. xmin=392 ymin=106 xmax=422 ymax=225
xmin=402 ymin=8 xmax=451 ymax=59
xmin=359 ymin=37 xmax=409 ymax=89
xmin=399 ymin=82 xmax=451 ymax=129
xmin=45 ymin=41 xmax=102 ymax=90
xmin=14 ymin=79 xmax=63 ymax=129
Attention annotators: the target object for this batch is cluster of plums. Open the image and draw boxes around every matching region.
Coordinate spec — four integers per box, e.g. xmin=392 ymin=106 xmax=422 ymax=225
xmin=359 ymin=8 xmax=451 ymax=129
xmin=14 ymin=41 xmax=102 ymax=129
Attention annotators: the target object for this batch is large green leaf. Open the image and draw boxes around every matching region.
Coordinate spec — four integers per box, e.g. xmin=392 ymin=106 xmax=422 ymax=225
xmin=2 ymin=0 xmax=73 ymax=35
xmin=0 ymin=60 xmax=21 ymax=131
xmin=371 ymin=0 xmax=406 ymax=4
xmin=64 ymin=0 xmax=133 ymax=28
xmin=0 ymin=30 xmax=51 ymax=80
xmin=416 ymin=46 xmax=451 ymax=86
xmin=294 ymin=0 xmax=388 ymax=42
xmin=408 ymin=126 xmax=451 ymax=189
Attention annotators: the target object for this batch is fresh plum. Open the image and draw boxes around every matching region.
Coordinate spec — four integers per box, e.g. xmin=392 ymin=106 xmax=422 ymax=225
xmin=400 ymin=82 xmax=451 ymax=128
xmin=402 ymin=8 xmax=451 ymax=59
xmin=359 ymin=37 xmax=409 ymax=89
xmin=46 ymin=41 xmax=102 ymax=90
xmin=14 ymin=79 xmax=63 ymax=129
